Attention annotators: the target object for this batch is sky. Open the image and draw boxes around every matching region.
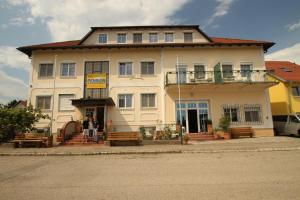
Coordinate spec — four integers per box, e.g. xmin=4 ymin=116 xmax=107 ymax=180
xmin=0 ymin=0 xmax=300 ymax=104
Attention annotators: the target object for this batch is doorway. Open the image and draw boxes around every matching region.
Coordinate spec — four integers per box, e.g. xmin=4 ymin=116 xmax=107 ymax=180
xmin=96 ymin=107 xmax=105 ymax=132
xmin=188 ymin=109 xmax=198 ymax=133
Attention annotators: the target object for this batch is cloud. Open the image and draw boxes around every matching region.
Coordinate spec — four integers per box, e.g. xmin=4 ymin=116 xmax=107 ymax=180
xmin=205 ymin=0 xmax=234 ymax=27
xmin=0 ymin=70 xmax=28 ymax=104
xmin=0 ymin=46 xmax=30 ymax=71
xmin=6 ymin=0 xmax=191 ymax=41
xmin=9 ymin=17 xmax=35 ymax=26
xmin=286 ymin=19 xmax=300 ymax=31
xmin=265 ymin=43 xmax=300 ymax=64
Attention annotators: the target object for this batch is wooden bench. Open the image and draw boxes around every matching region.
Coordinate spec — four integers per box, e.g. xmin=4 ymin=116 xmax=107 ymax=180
xmin=107 ymin=132 xmax=142 ymax=146
xmin=230 ymin=127 xmax=253 ymax=139
xmin=13 ymin=134 xmax=52 ymax=148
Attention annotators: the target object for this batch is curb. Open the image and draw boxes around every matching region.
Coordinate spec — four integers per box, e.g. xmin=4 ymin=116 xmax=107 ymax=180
xmin=0 ymin=147 xmax=300 ymax=156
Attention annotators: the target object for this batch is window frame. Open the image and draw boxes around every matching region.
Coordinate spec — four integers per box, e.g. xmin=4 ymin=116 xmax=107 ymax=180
xmin=184 ymin=32 xmax=193 ymax=43
xmin=164 ymin=32 xmax=174 ymax=43
xmin=38 ymin=63 xmax=54 ymax=79
xmin=141 ymin=93 xmax=156 ymax=108
xmin=240 ymin=63 xmax=252 ymax=78
xmin=60 ymin=62 xmax=76 ymax=78
xmin=194 ymin=64 xmax=206 ymax=79
xmin=292 ymin=86 xmax=300 ymax=96
xmin=141 ymin=61 xmax=155 ymax=76
xmin=223 ymin=106 xmax=240 ymax=123
xmin=244 ymin=105 xmax=262 ymax=123
xmin=133 ymin=33 xmax=143 ymax=44
xmin=36 ymin=95 xmax=52 ymax=110
xmin=117 ymin=33 xmax=127 ymax=44
xmin=118 ymin=94 xmax=133 ymax=109
xmin=118 ymin=62 xmax=133 ymax=76
xmin=98 ymin=33 xmax=108 ymax=44
xmin=149 ymin=32 xmax=158 ymax=43
xmin=221 ymin=64 xmax=234 ymax=78
xmin=58 ymin=94 xmax=75 ymax=111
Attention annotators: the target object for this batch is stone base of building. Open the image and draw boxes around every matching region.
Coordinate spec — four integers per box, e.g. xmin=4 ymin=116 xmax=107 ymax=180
xmin=253 ymin=128 xmax=274 ymax=137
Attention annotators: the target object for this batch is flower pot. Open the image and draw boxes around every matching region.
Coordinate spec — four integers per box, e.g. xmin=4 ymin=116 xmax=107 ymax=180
xmin=223 ymin=132 xmax=231 ymax=140
xmin=207 ymin=124 xmax=213 ymax=134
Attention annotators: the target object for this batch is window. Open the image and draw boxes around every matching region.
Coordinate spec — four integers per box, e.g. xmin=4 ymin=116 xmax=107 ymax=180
xmin=244 ymin=105 xmax=261 ymax=123
xmin=194 ymin=65 xmax=205 ymax=79
xmin=292 ymin=86 xmax=300 ymax=96
xmin=36 ymin=96 xmax=51 ymax=110
xmin=184 ymin=32 xmax=193 ymax=42
xmin=59 ymin=94 xmax=75 ymax=111
xmin=149 ymin=33 xmax=158 ymax=43
xmin=119 ymin=62 xmax=132 ymax=76
xmin=223 ymin=107 xmax=239 ymax=122
xmin=118 ymin=94 xmax=133 ymax=108
xmin=222 ymin=64 xmax=233 ymax=78
xmin=99 ymin=34 xmax=108 ymax=44
xmin=39 ymin=64 xmax=53 ymax=78
xmin=141 ymin=62 xmax=154 ymax=75
xmin=141 ymin=94 xmax=155 ymax=108
xmin=117 ymin=33 xmax=126 ymax=43
xmin=61 ymin=63 xmax=75 ymax=77
xmin=133 ymin=33 xmax=142 ymax=43
xmin=164 ymin=33 xmax=174 ymax=42
xmin=240 ymin=64 xmax=251 ymax=77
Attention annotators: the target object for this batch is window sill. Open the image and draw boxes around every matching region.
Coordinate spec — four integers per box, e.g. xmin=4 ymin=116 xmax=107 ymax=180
xmin=60 ymin=76 xmax=77 ymax=79
xmin=141 ymin=107 xmax=157 ymax=111
xmin=118 ymin=75 xmax=134 ymax=78
xmin=38 ymin=77 xmax=54 ymax=80
xmin=59 ymin=110 xmax=75 ymax=112
xmin=141 ymin=74 xmax=156 ymax=77
xmin=117 ymin=108 xmax=134 ymax=111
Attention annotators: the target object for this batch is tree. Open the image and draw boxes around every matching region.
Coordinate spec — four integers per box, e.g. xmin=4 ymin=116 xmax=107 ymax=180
xmin=0 ymin=104 xmax=50 ymax=142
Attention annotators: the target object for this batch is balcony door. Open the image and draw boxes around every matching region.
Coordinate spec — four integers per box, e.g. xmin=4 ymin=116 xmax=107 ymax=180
xmin=176 ymin=65 xmax=187 ymax=84
xmin=84 ymin=61 xmax=109 ymax=99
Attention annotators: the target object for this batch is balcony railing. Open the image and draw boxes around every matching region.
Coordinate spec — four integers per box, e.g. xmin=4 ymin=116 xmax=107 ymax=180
xmin=165 ymin=70 xmax=268 ymax=85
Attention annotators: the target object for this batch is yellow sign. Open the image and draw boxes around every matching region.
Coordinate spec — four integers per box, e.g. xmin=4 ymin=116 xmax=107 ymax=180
xmin=86 ymin=73 xmax=106 ymax=89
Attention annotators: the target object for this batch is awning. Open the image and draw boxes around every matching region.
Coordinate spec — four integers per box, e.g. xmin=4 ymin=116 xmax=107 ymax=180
xmin=72 ymin=98 xmax=115 ymax=107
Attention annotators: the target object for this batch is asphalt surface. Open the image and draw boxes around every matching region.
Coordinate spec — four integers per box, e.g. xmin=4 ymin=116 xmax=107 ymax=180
xmin=1 ymin=150 xmax=300 ymax=199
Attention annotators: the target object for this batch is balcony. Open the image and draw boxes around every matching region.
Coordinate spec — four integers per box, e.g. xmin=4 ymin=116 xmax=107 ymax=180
xmin=165 ymin=70 xmax=277 ymax=91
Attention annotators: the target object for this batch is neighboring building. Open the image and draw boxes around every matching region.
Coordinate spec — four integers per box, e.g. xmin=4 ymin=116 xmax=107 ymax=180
xmin=13 ymin=100 xmax=27 ymax=109
xmin=18 ymin=25 xmax=276 ymax=137
xmin=266 ymin=61 xmax=300 ymax=117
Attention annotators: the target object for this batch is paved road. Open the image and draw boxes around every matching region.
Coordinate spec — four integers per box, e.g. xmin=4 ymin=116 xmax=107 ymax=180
xmin=1 ymin=150 xmax=300 ymax=200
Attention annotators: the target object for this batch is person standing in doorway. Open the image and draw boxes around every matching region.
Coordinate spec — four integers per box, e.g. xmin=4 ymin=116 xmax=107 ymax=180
xmin=92 ymin=117 xmax=99 ymax=143
xmin=82 ymin=116 xmax=89 ymax=143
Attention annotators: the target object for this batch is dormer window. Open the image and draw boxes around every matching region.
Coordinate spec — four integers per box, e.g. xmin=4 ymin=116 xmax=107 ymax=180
xmin=184 ymin=32 xmax=193 ymax=43
xmin=133 ymin=33 xmax=142 ymax=43
xmin=99 ymin=34 xmax=108 ymax=44
xmin=164 ymin=33 xmax=174 ymax=43
xmin=117 ymin=33 xmax=126 ymax=44
xmin=149 ymin=33 xmax=158 ymax=43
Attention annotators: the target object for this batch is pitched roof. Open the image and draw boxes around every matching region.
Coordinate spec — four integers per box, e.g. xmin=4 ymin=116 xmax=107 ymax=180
xmin=17 ymin=25 xmax=275 ymax=57
xmin=266 ymin=61 xmax=300 ymax=82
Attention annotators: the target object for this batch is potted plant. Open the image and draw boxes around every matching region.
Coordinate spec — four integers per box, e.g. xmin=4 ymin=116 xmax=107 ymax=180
xmin=213 ymin=128 xmax=221 ymax=139
xmin=206 ymin=119 xmax=213 ymax=134
xmin=183 ymin=134 xmax=190 ymax=145
xmin=219 ymin=116 xmax=231 ymax=139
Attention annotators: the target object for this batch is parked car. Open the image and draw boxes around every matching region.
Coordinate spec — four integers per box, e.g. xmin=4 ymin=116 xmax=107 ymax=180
xmin=273 ymin=114 xmax=300 ymax=136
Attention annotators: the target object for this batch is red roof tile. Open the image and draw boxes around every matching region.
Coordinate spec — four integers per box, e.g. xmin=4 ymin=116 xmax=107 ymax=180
xmin=266 ymin=61 xmax=300 ymax=82
xmin=211 ymin=37 xmax=272 ymax=44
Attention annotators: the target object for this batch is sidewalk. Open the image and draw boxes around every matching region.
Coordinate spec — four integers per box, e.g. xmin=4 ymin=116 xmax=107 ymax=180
xmin=1 ymin=137 xmax=300 ymax=156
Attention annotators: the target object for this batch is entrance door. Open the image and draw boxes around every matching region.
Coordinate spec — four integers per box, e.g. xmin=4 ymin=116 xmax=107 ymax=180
xmin=96 ymin=107 xmax=105 ymax=132
xmin=188 ymin=110 xmax=198 ymax=133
